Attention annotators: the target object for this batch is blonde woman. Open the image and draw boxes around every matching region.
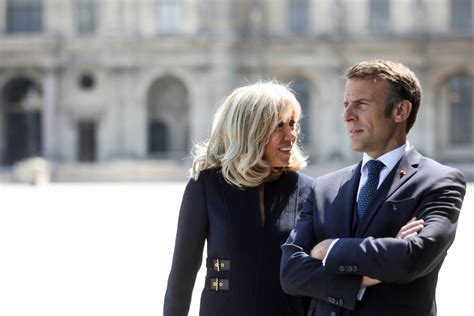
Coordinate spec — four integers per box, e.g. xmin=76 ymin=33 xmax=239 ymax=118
xmin=164 ymin=81 xmax=313 ymax=316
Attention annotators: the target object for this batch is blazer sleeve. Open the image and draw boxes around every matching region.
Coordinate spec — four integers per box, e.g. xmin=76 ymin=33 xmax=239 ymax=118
xmin=325 ymin=168 xmax=466 ymax=284
xmin=164 ymin=177 xmax=208 ymax=316
xmin=280 ymin=187 xmax=363 ymax=311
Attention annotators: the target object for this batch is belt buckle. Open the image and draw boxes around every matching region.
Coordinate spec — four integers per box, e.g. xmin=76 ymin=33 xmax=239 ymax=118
xmin=212 ymin=278 xmax=223 ymax=292
xmin=214 ymin=258 xmax=220 ymax=272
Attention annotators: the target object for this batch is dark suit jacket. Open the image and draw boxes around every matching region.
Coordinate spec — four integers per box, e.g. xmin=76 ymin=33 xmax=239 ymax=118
xmin=165 ymin=168 xmax=313 ymax=316
xmin=281 ymin=149 xmax=466 ymax=316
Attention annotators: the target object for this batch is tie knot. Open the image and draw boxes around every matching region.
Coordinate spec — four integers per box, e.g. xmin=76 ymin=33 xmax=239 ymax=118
xmin=366 ymin=160 xmax=384 ymax=175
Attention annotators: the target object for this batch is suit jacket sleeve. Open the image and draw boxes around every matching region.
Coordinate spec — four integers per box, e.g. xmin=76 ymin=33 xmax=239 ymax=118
xmin=325 ymin=167 xmax=466 ymax=284
xmin=280 ymin=186 xmax=363 ymax=311
xmin=164 ymin=177 xmax=208 ymax=316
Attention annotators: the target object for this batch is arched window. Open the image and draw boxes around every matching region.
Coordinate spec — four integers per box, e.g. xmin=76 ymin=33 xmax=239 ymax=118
xmin=147 ymin=76 xmax=189 ymax=158
xmin=6 ymin=0 xmax=43 ymax=33
xmin=438 ymin=74 xmax=474 ymax=162
xmin=448 ymin=75 xmax=473 ymax=145
xmin=1 ymin=78 xmax=43 ymax=166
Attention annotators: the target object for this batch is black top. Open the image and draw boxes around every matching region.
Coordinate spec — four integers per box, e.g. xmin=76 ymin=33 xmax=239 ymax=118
xmin=164 ymin=168 xmax=313 ymax=316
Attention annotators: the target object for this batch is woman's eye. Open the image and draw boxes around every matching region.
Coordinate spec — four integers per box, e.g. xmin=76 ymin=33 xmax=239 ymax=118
xmin=289 ymin=120 xmax=296 ymax=128
xmin=276 ymin=121 xmax=284 ymax=129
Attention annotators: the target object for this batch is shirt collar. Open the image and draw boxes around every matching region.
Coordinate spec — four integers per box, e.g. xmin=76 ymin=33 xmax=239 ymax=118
xmin=361 ymin=141 xmax=412 ymax=172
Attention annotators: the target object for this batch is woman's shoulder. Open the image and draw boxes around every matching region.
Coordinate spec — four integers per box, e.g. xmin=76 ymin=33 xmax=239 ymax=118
xmin=278 ymin=170 xmax=314 ymax=189
xmin=284 ymin=171 xmax=314 ymax=186
xmin=190 ymin=167 xmax=223 ymax=184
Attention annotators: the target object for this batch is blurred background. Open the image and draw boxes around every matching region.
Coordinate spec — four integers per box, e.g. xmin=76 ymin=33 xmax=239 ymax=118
xmin=0 ymin=0 xmax=472 ymax=182
xmin=0 ymin=1 xmax=473 ymax=315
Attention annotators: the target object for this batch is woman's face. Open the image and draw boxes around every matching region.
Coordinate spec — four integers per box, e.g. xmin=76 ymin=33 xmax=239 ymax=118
xmin=264 ymin=113 xmax=297 ymax=168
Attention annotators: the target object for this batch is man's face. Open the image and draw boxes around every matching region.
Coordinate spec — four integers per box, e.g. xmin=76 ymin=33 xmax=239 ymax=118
xmin=343 ymin=77 xmax=404 ymax=158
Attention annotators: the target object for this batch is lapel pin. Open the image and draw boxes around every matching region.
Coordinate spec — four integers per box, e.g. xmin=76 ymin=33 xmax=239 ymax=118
xmin=399 ymin=169 xmax=406 ymax=178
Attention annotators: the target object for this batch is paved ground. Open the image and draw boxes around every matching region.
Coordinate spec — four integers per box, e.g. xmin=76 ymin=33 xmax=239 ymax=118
xmin=0 ymin=182 xmax=472 ymax=316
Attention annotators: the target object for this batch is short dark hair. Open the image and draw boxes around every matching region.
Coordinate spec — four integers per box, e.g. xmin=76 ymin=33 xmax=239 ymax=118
xmin=345 ymin=60 xmax=422 ymax=133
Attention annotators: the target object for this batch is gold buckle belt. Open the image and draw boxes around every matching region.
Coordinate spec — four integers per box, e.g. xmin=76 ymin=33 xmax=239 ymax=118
xmin=207 ymin=277 xmax=229 ymax=291
xmin=206 ymin=258 xmax=231 ymax=271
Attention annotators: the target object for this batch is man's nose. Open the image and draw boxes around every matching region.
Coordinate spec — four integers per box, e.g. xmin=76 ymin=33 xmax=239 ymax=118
xmin=343 ymin=106 xmax=354 ymax=122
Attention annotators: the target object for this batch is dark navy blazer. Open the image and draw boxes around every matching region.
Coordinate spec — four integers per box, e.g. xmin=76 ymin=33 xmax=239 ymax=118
xmin=281 ymin=149 xmax=466 ymax=316
xmin=164 ymin=168 xmax=313 ymax=316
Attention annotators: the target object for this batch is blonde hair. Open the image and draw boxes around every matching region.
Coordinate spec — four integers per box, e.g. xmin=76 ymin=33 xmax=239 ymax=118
xmin=191 ymin=81 xmax=307 ymax=187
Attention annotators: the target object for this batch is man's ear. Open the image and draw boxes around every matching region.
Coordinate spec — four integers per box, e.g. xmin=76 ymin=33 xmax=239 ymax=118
xmin=393 ymin=100 xmax=412 ymax=123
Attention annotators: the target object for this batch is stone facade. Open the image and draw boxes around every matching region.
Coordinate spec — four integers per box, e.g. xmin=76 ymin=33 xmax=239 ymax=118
xmin=0 ymin=0 xmax=472 ymax=181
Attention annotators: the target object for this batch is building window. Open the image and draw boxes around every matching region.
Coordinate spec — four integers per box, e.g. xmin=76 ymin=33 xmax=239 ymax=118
xmin=78 ymin=121 xmax=96 ymax=162
xmin=451 ymin=0 xmax=473 ymax=30
xmin=75 ymin=0 xmax=97 ymax=35
xmin=148 ymin=120 xmax=168 ymax=153
xmin=1 ymin=78 xmax=43 ymax=166
xmin=288 ymin=0 xmax=309 ymax=34
xmin=147 ymin=76 xmax=189 ymax=158
xmin=6 ymin=0 xmax=43 ymax=33
xmin=292 ymin=79 xmax=311 ymax=145
xmin=157 ymin=0 xmax=181 ymax=33
xmin=448 ymin=75 xmax=473 ymax=145
xmin=369 ymin=0 xmax=390 ymax=33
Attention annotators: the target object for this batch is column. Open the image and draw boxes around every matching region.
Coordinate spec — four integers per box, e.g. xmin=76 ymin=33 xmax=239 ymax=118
xmin=42 ymin=69 xmax=58 ymax=161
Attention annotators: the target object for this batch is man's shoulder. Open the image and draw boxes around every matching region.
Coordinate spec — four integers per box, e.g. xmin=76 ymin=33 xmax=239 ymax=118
xmin=417 ymin=155 xmax=466 ymax=182
xmin=317 ymin=164 xmax=358 ymax=181
xmin=295 ymin=171 xmax=315 ymax=186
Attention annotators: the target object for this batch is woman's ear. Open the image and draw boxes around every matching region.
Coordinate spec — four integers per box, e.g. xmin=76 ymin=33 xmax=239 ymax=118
xmin=393 ymin=100 xmax=412 ymax=123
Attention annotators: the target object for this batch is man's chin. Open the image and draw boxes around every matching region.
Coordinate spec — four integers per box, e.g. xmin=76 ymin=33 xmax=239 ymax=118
xmin=350 ymin=143 xmax=363 ymax=152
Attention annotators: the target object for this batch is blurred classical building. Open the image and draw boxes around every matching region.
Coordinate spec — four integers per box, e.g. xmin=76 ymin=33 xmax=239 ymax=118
xmin=0 ymin=0 xmax=472 ymax=181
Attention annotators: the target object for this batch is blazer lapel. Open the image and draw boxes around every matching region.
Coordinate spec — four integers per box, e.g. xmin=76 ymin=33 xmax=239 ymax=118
xmin=334 ymin=163 xmax=361 ymax=237
xmin=355 ymin=149 xmax=422 ymax=236
xmin=385 ymin=148 xmax=421 ymax=200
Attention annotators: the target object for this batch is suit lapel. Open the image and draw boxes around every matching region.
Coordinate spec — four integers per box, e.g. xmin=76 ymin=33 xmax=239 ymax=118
xmin=335 ymin=163 xmax=361 ymax=237
xmin=355 ymin=149 xmax=421 ymax=236
xmin=385 ymin=149 xmax=421 ymax=200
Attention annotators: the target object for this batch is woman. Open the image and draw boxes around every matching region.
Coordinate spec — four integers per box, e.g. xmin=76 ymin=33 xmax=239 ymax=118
xmin=164 ymin=81 xmax=313 ymax=316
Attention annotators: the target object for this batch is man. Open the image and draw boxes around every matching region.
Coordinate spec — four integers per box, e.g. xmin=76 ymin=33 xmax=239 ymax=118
xmin=280 ymin=60 xmax=466 ymax=316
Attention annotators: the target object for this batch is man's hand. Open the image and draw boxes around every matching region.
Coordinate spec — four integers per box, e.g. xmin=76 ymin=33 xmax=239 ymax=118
xmin=361 ymin=276 xmax=381 ymax=287
xmin=396 ymin=217 xmax=424 ymax=239
xmin=310 ymin=239 xmax=334 ymax=261
xmin=361 ymin=217 xmax=424 ymax=288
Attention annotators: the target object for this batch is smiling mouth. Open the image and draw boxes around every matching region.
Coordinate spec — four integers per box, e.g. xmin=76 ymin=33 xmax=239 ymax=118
xmin=278 ymin=146 xmax=292 ymax=154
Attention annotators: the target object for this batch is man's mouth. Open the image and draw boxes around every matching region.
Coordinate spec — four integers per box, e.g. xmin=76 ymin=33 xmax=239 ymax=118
xmin=349 ymin=128 xmax=363 ymax=135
